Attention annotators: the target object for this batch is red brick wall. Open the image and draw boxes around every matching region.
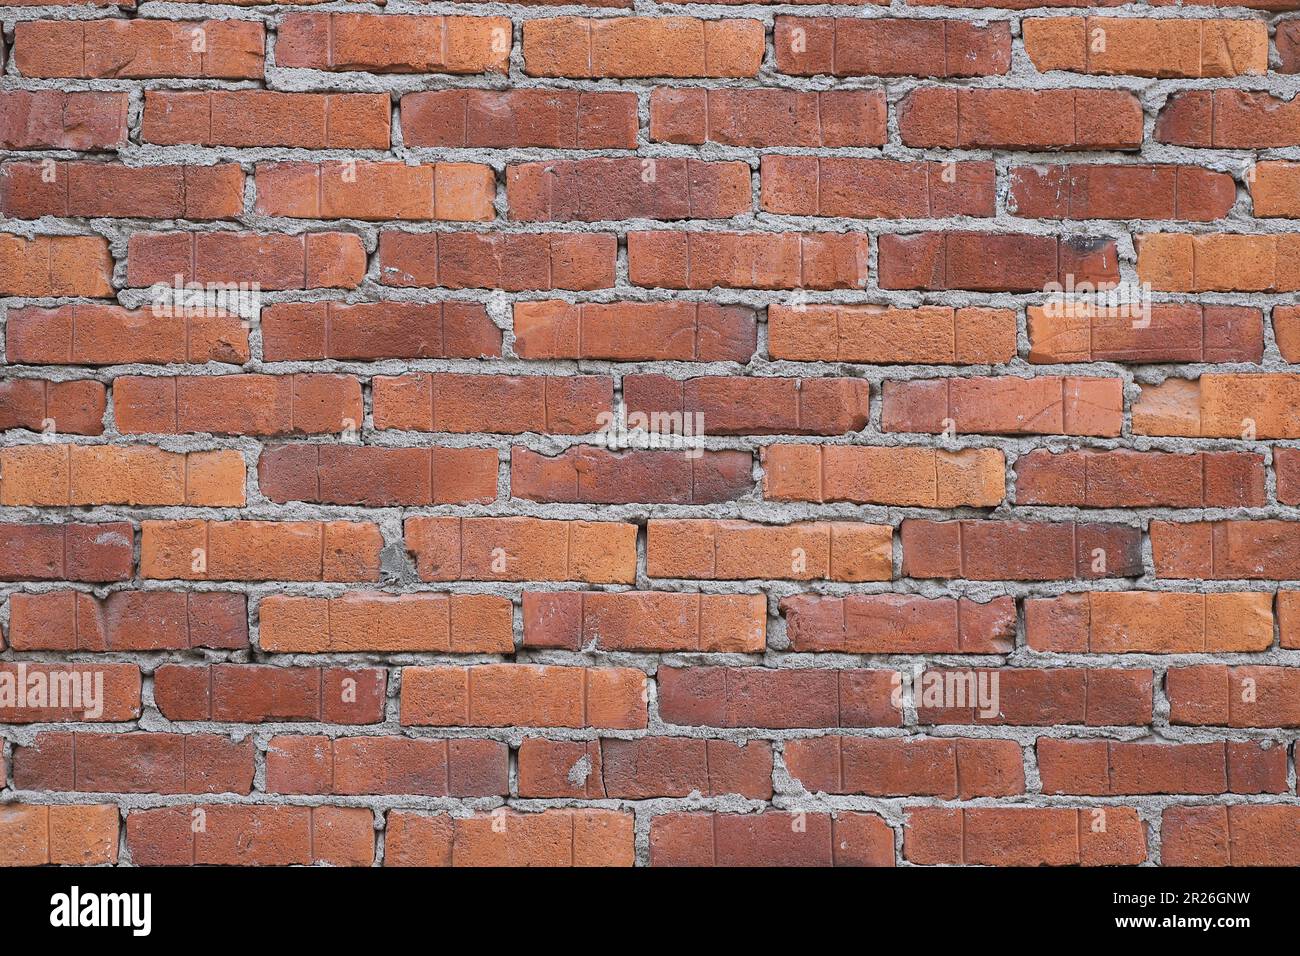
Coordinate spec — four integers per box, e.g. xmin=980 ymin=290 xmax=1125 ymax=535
xmin=2 ymin=1 xmax=1299 ymax=867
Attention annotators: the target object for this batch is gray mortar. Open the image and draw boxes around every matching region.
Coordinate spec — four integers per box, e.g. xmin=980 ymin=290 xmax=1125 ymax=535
xmin=2 ymin=0 xmax=1300 ymax=866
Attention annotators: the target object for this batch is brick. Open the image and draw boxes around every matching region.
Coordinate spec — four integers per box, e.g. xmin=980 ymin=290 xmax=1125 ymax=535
xmin=900 ymin=88 xmax=1143 ymax=149
xmin=517 ymin=739 xmax=605 ymax=798
xmin=769 ymin=304 xmax=1015 ymax=364
xmin=405 ymin=516 xmax=637 ymax=583
xmin=15 ymin=732 xmax=254 ymax=794
xmin=258 ymin=445 xmax=498 ymax=506
xmin=261 ymin=301 xmax=499 ymax=362
xmin=127 ymin=805 xmax=372 ymax=866
xmin=0 ymin=805 xmax=118 ymax=865
xmin=1169 ymin=665 xmax=1300 ymax=727
xmin=1277 ymin=448 xmax=1300 ymax=505
xmin=648 ymin=519 xmax=892 ymax=582
xmin=385 ymin=809 xmax=634 ymax=866
xmin=763 ymin=445 xmax=1004 ymax=507
xmin=1134 ymin=374 xmax=1300 ymax=438
xmin=0 ymin=379 xmax=106 ymax=435
xmin=914 ymin=667 xmax=1152 ymax=726
xmin=628 ymin=231 xmax=869 ymax=290
xmin=760 ymin=157 xmax=994 ymax=218
xmin=153 ymin=664 xmax=386 ymax=723
xmin=781 ymin=593 xmax=1015 ymax=654
xmin=7 ymin=304 xmax=250 ymax=365
xmin=902 ymin=519 xmax=1142 ymax=580
xmin=1151 ymin=520 xmax=1300 ymax=579
xmin=1027 ymin=302 xmax=1262 ymax=363
xmin=1137 ymin=233 xmax=1300 ymax=292
xmin=14 ymin=19 xmax=264 ymax=78
xmin=259 ymin=592 xmax=513 ymax=653
xmin=600 ymin=738 xmax=774 ymax=799
xmin=0 ymin=445 xmax=244 ymax=506
xmin=1038 ymin=739 xmax=1285 ymax=795
xmin=379 ymin=230 xmax=616 ymax=290
xmin=650 ymin=88 xmax=886 ymax=147
xmin=0 ymin=522 xmax=132 ymax=582
xmin=785 ymin=737 xmax=1024 ymax=798
xmin=879 ymin=232 xmax=1119 ymax=291
xmin=623 ymin=374 xmax=869 ymax=435
xmin=522 ymin=591 xmax=766 ymax=652
xmin=1163 ymin=806 xmax=1300 ymax=866
xmin=402 ymin=90 xmax=637 ymax=148
xmin=140 ymin=519 xmax=382 ymax=581
xmin=883 ymin=376 xmax=1123 ymax=437
xmin=509 ymin=158 xmax=750 ymax=221
xmin=905 ymin=807 xmax=1145 ymax=865
xmin=400 ymin=664 xmax=647 ymax=729
xmin=7 ymin=590 xmax=248 ymax=651
xmin=774 ymin=17 xmax=1010 ymax=77
xmin=1010 ymin=164 xmax=1235 ymax=221
xmin=1015 ymin=449 xmax=1266 ymax=508
xmin=0 ymin=663 xmax=141 ymax=722
xmin=1023 ymin=17 xmax=1266 ymax=77
xmin=658 ymin=666 xmax=902 ymax=728
xmin=266 ymin=736 xmax=508 ymax=796
xmin=523 ymin=17 xmax=764 ymax=78
xmin=1157 ymin=90 xmax=1300 ymax=147
xmin=0 ymin=233 xmax=112 ymax=296
xmin=277 ymin=14 xmax=510 ymax=73
xmin=127 ymin=231 xmax=366 ymax=289
xmin=255 ymin=161 xmax=494 ymax=221
xmin=0 ymin=90 xmax=127 ymax=149
xmin=651 ymin=812 xmax=894 ymax=866
xmin=143 ymin=90 xmax=390 ymax=148
xmin=2 ymin=162 xmax=244 ymax=219
xmin=114 ymin=374 xmax=362 ymax=436
xmin=372 ymin=373 xmax=610 ymax=434
xmin=512 ymin=447 xmax=752 ymax=504
xmin=514 ymin=300 xmax=756 ymax=361
xmin=1249 ymin=161 xmax=1300 ymax=217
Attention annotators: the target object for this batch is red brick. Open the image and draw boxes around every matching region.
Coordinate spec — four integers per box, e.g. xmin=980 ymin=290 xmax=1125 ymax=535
xmin=14 ymin=19 xmax=263 ymax=78
xmin=905 ymin=807 xmax=1146 ymax=865
xmin=277 ymin=13 xmax=510 ymax=73
xmin=402 ymin=90 xmax=637 ymax=148
xmin=400 ymin=664 xmax=646 ymax=729
xmin=514 ymin=300 xmax=756 ymax=361
xmin=127 ymin=805 xmax=372 ymax=866
xmin=259 ymin=592 xmax=512 ymax=653
xmin=405 ymin=516 xmax=636 ymax=583
xmin=385 ymin=809 xmax=633 ymax=866
xmin=628 ymin=231 xmax=869 ymax=290
xmin=775 ymin=17 xmax=1010 ymax=77
xmin=379 ymin=230 xmax=616 ymax=290
xmin=524 ymin=17 xmax=764 ymax=78
xmin=651 ymin=811 xmax=894 ymax=866
xmin=258 ymin=445 xmax=498 ymax=506
xmin=786 ymin=737 xmax=1024 ymax=798
xmin=781 ymin=593 xmax=1015 ymax=653
xmin=7 ymin=590 xmax=246 ymax=652
xmin=650 ymin=88 xmax=886 ymax=147
xmin=509 ymin=158 xmax=750 ymax=221
xmin=143 ymin=90 xmax=390 ymax=148
xmin=658 ymin=666 xmax=902 ymax=728
xmin=154 ymin=664 xmax=386 ymax=723
xmin=522 ymin=591 xmax=765 ymax=652
xmin=266 ymin=736 xmax=508 ymax=796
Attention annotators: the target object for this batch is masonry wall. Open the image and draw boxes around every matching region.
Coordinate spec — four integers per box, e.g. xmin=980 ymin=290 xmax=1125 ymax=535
xmin=2 ymin=0 xmax=1300 ymax=868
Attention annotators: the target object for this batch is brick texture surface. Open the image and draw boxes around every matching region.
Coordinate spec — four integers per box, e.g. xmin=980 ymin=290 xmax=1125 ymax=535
xmin=2 ymin=0 xmax=1299 ymax=870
